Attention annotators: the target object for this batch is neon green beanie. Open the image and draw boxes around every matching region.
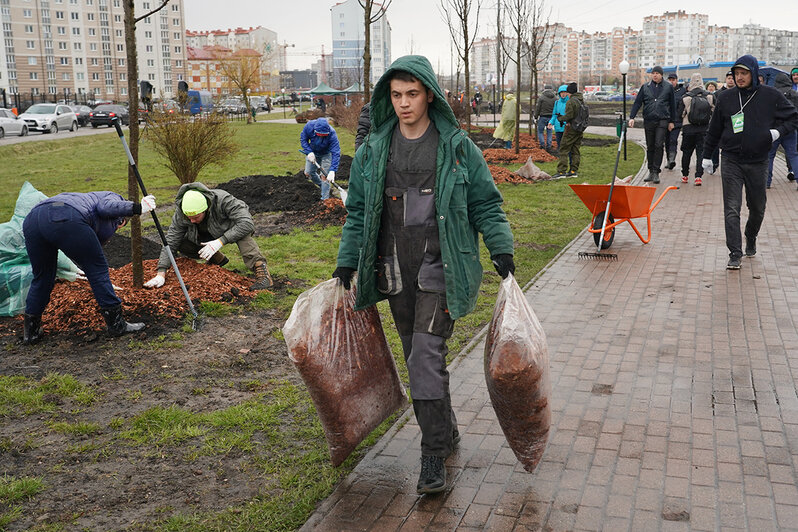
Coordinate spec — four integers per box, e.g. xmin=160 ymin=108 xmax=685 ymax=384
xmin=181 ymin=190 xmax=208 ymax=216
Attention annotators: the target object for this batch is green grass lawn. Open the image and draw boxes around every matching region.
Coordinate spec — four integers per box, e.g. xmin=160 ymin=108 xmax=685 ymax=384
xmin=0 ymin=123 xmax=643 ymax=530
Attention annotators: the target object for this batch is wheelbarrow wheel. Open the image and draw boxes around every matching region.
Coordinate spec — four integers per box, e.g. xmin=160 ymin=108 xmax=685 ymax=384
xmin=593 ymin=211 xmax=615 ymax=249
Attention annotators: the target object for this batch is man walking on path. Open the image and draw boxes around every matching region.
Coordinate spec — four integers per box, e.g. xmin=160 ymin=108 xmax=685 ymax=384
xmin=666 ymin=72 xmax=686 ymax=170
xmin=553 ymin=82 xmax=586 ymax=178
xmin=679 ymin=73 xmax=715 ymax=186
xmin=628 ymin=66 xmax=676 ymax=184
xmin=535 ymin=85 xmax=556 ymax=151
xmin=333 ymin=55 xmax=515 ymax=495
xmin=767 ymin=72 xmax=798 ymax=188
xmin=702 ymin=55 xmax=798 ymax=270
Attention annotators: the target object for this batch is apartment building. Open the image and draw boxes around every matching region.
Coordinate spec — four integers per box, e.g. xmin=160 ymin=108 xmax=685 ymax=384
xmin=330 ymin=0 xmax=391 ymax=88
xmin=0 ymin=0 xmax=187 ymax=101
xmin=185 ymin=26 xmax=281 ymax=71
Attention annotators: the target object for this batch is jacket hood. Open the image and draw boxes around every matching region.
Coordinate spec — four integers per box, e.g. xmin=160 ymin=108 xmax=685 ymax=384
xmin=370 ymin=55 xmax=457 ymax=131
xmin=542 ymin=88 xmax=555 ymax=98
xmin=557 ymin=84 xmax=568 ymax=95
xmin=732 ymin=55 xmax=761 ymax=88
xmin=505 ymin=93 xmax=515 ymax=100
xmin=688 ymin=73 xmax=704 ymax=91
xmin=312 ymin=117 xmax=333 ymax=136
xmin=774 ymin=72 xmax=793 ymax=92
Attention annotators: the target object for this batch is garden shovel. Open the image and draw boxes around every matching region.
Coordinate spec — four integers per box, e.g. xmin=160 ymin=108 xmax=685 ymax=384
xmin=112 ymin=118 xmax=201 ymax=330
xmin=300 ymin=151 xmax=348 ymax=203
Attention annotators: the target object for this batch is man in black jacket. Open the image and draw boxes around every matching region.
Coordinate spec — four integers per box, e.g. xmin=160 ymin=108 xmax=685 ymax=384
xmin=534 ymin=85 xmax=556 ymax=151
xmin=628 ymin=66 xmax=676 ymax=183
xmin=666 ymin=72 xmax=686 ymax=170
xmin=702 ymin=55 xmax=798 ymax=270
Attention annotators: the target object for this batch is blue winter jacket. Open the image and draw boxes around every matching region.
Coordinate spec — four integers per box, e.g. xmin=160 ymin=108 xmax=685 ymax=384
xmin=300 ymin=118 xmax=341 ymax=172
xmin=548 ymin=85 xmax=569 ymax=132
xmin=37 ymin=192 xmax=137 ymax=244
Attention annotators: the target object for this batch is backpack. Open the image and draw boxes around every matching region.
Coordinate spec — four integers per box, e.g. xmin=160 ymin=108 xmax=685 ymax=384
xmin=687 ymin=90 xmax=712 ymax=126
xmin=570 ymin=99 xmax=590 ymax=133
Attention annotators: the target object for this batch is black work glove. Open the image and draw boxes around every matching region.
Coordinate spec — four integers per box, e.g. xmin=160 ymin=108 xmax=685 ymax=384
xmin=332 ymin=267 xmax=356 ymax=290
xmin=491 ymin=254 xmax=515 ymax=279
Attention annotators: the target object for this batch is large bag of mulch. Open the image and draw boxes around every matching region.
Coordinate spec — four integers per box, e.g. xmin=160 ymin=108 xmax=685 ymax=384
xmin=283 ymin=278 xmax=408 ymax=466
xmin=0 ymin=182 xmax=78 ymax=316
xmin=516 ymin=156 xmax=551 ymax=181
xmin=484 ymin=274 xmax=551 ymax=472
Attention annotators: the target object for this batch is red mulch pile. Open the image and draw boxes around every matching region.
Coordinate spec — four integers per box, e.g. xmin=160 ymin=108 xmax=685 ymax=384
xmin=301 ymin=197 xmax=347 ymax=225
xmin=28 ymin=258 xmax=256 ymax=333
xmin=488 ymin=165 xmax=545 ymax=184
xmin=483 ymin=147 xmax=557 ymax=164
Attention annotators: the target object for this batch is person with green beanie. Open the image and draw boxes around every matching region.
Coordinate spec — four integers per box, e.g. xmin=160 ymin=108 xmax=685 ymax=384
xmin=144 ymin=183 xmax=272 ymax=290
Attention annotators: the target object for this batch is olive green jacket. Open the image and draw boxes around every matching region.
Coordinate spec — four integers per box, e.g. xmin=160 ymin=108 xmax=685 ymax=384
xmin=157 ymin=182 xmax=255 ymax=271
xmin=336 ymin=55 xmax=514 ymax=320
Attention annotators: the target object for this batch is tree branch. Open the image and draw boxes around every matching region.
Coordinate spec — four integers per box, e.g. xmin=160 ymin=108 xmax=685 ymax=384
xmin=135 ymin=0 xmax=170 ymax=24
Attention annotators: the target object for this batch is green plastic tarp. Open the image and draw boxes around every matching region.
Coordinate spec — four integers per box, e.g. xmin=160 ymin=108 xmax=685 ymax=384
xmin=0 ymin=182 xmax=79 ymax=316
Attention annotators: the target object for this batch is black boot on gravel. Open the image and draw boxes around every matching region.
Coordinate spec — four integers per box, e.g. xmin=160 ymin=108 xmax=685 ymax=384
xmin=100 ymin=304 xmax=145 ymax=337
xmin=23 ymin=314 xmax=43 ymax=345
xmin=417 ymin=455 xmax=446 ymax=494
xmin=745 ymin=238 xmax=757 ymax=257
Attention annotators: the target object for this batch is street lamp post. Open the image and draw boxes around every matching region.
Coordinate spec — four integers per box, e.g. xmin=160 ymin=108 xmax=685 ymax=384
xmin=281 ymin=88 xmax=286 ymax=119
xmin=619 ymin=59 xmax=630 ymax=161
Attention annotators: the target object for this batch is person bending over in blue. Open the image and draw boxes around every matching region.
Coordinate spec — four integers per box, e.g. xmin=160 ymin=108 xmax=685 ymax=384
xmin=301 ymin=117 xmax=341 ymax=201
xmin=22 ymin=191 xmax=156 ymax=344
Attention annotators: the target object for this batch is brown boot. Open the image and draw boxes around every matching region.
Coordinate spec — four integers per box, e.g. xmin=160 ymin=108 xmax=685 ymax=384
xmin=207 ymin=251 xmax=229 ymax=266
xmin=251 ymin=260 xmax=272 ymax=290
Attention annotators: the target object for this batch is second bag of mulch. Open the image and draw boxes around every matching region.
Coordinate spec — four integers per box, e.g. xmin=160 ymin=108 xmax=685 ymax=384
xmin=484 ymin=274 xmax=551 ymax=472
xmin=283 ymin=278 xmax=408 ymax=466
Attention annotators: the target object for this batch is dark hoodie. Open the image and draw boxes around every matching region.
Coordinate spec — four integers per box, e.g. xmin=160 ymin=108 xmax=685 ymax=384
xmin=774 ymin=72 xmax=798 ymax=109
xmin=534 ymin=88 xmax=556 ymax=118
xmin=703 ymin=55 xmax=798 ymax=162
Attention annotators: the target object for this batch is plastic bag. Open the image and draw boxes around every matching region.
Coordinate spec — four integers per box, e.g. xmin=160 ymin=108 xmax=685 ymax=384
xmin=283 ymin=278 xmax=408 ymax=466
xmin=0 ymin=182 xmax=78 ymax=316
xmin=516 ymin=156 xmax=551 ymax=180
xmin=484 ymin=274 xmax=551 ymax=472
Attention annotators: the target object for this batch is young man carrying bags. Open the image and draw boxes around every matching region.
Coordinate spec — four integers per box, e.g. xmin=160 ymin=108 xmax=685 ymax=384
xmin=333 ymin=55 xmax=515 ymax=495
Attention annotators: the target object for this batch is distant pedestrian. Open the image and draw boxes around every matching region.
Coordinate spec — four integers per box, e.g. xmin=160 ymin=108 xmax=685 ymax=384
xmin=493 ymin=93 xmax=517 ymax=149
xmin=535 ymin=85 xmax=556 ymax=151
xmin=547 ymin=85 xmax=570 ymax=154
xmin=766 ymin=72 xmax=798 ymax=188
xmin=553 ymin=82 xmax=586 ymax=178
xmin=355 ymin=102 xmax=371 ymax=151
xmin=702 ymin=55 xmax=798 ymax=270
xmin=706 ymin=81 xmax=717 ymax=93
xmin=628 ymin=65 xmax=676 ymax=184
xmin=666 ymin=72 xmax=686 ymax=171
xmin=679 ymin=72 xmax=715 ymax=186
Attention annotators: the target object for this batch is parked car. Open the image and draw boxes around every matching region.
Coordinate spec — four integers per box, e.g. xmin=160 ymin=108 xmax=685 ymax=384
xmin=18 ymin=103 xmax=78 ymax=134
xmin=186 ymin=90 xmax=214 ymax=115
xmin=0 ymin=108 xmax=28 ymax=138
xmin=218 ymin=98 xmax=246 ymax=114
xmin=607 ymin=93 xmax=634 ymax=102
xmin=69 ymin=105 xmax=92 ymax=126
xmin=89 ymin=104 xmax=129 ymax=127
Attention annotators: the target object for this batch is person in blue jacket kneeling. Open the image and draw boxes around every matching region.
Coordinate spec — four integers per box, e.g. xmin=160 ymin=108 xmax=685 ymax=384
xmin=22 ymin=191 xmax=156 ymax=344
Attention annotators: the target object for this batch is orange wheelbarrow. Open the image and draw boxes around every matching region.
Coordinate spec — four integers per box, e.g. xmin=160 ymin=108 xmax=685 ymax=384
xmin=569 ymin=183 xmax=678 ymax=249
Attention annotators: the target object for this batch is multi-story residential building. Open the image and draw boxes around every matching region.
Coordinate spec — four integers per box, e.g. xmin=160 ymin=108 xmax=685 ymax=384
xmin=0 ymin=0 xmax=187 ymax=102
xmin=186 ymin=44 xmax=274 ymax=95
xmin=185 ymin=26 xmax=281 ymax=70
xmin=640 ymin=11 xmax=709 ymax=69
xmin=470 ymin=37 xmax=530 ymax=91
xmin=330 ymin=0 xmax=391 ymax=88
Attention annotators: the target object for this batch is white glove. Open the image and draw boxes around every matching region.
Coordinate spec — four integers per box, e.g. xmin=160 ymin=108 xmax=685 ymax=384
xmin=140 ymin=195 xmax=156 ymax=214
xmin=306 ymin=152 xmax=316 ymax=164
xmin=326 ymin=170 xmax=335 ymax=183
xmin=144 ymin=273 xmax=165 ymax=288
xmin=701 ymin=159 xmax=713 ymax=174
xmin=770 ymin=129 xmax=780 ymax=142
xmin=199 ymin=239 xmax=223 ymax=260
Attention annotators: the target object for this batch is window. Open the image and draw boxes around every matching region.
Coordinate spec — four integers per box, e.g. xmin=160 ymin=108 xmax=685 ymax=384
xmin=172 ymin=18 xmax=179 ymax=26
xmin=171 ymin=3 xmax=179 ymax=11
xmin=145 ymin=31 xmax=152 ymax=38
xmin=148 ymin=73 xmax=155 ymax=80
xmin=23 ymin=9 xmax=32 ymax=17
xmin=25 ymin=24 xmax=34 ymax=33
xmin=174 ymin=32 xmax=180 ymax=40
xmin=72 ymin=27 xmax=80 ymax=35
xmin=59 ymin=41 xmax=68 ymax=49
xmin=117 ymin=58 xmax=125 ymax=66
xmin=71 ymin=12 xmax=79 ymax=20
xmin=57 ymin=26 xmax=66 ymax=34
xmin=60 ymin=57 xmax=68 ymax=64
xmin=56 ymin=10 xmax=65 ymax=18
xmin=114 ymin=0 xmax=120 ymax=6
xmin=30 ymin=72 xmax=38 ymax=80
xmin=62 ymin=73 xmax=70 ymax=80
xmin=147 ymin=59 xmax=154 ymax=66
xmin=119 ymin=72 xmax=125 ymax=80
xmin=26 ymin=40 xmax=35 ymax=49
xmin=87 ymin=13 xmax=94 ymax=20
xmin=89 ymin=43 xmax=96 ymax=51
xmin=73 ymin=42 xmax=82 ymax=50
xmin=174 ymin=46 xmax=181 ymax=53
xmin=116 ymin=44 xmax=123 ymax=51
xmin=91 ymin=57 xmax=98 ymax=65
xmin=28 ymin=56 xmax=37 ymax=65
xmin=146 ymin=45 xmax=153 ymax=52
xmin=115 ymin=29 xmax=122 ymax=37
xmin=114 ymin=14 xmax=121 ymax=22
xmin=92 ymin=72 xmax=99 ymax=80
xmin=75 ymin=57 xmax=82 ymax=64
xmin=88 ymin=28 xmax=96 ymax=36
xmin=77 ymin=72 xmax=84 ymax=80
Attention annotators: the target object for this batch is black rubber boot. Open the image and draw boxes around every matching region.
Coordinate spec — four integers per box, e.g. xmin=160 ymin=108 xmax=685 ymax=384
xmin=23 ymin=314 xmax=43 ymax=345
xmin=250 ymin=260 xmax=273 ymax=290
xmin=417 ymin=455 xmax=446 ymax=494
xmin=208 ymin=251 xmax=229 ymax=266
xmin=100 ymin=304 xmax=144 ymax=337
xmin=667 ymin=152 xmax=676 ymax=170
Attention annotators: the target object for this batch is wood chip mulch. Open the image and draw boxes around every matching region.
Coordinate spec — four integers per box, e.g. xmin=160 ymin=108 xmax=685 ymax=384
xmin=488 ymin=165 xmax=548 ymax=184
xmin=302 ymin=197 xmax=347 ymax=225
xmin=29 ymin=258 xmax=257 ymax=333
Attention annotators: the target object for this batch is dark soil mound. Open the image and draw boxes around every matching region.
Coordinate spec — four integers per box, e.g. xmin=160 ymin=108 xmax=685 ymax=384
xmin=217 ymin=172 xmax=321 ymax=213
xmin=337 ymin=154 xmax=352 ymax=181
xmin=103 ymin=233 xmax=162 ymax=268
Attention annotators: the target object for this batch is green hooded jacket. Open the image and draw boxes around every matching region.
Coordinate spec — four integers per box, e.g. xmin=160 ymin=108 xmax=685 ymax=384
xmin=336 ymin=55 xmax=514 ymax=320
xmin=157 ymin=182 xmax=255 ymax=271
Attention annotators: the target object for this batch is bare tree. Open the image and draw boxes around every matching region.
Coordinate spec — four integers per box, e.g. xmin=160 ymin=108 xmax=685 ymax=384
xmin=501 ymin=0 xmax=532 ymax=154
xmin=358 ymin=0 xmax=393 ymax=103
xmin=440 ymin=0 xmax=482 ymax=131
xmin=217 ymin=49 xmax=264 ymax=124
xmin=524 ymin=5 xmax=554 ymax=135
xmin=123 ymin=0 xmax=170 ymax=287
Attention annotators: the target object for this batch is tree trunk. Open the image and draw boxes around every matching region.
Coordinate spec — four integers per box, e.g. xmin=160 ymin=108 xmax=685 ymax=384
xmin=514 ymin=39 xmax=521 ymax=154
xmin=124 ymin=0 xmax=143 ymax=287
xmin=463 ymin=0 xmax=471 ymax=133
xmin=363 ymin=2 xmax=372 ymax=103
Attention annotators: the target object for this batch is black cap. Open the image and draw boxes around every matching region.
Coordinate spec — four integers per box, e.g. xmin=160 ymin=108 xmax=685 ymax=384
xmin=667 ymin=72 xmax=677 ymax=79
xmin=726 ymin=70 xmax=734 ymax=77
xmin=651 ymin=66 xmax=664 ymax=75
xmin=567 ymin=82 xmax=577 ymax=94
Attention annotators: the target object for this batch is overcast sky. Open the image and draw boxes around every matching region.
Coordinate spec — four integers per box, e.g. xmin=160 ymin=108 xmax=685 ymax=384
xmin=184 ymin=0 xmax=798 ymax=73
